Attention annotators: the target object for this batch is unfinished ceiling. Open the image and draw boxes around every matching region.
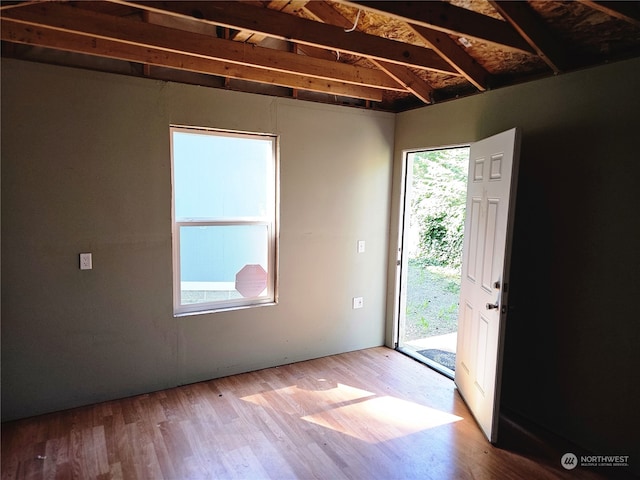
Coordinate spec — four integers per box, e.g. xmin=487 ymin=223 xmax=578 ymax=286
xmin=2 ymin=1 xmax=639 ymax=112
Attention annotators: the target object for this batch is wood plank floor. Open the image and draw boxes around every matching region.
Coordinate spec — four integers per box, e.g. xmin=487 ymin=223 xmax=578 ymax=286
xmin=0 ymin=347 xmax=620 ymax=479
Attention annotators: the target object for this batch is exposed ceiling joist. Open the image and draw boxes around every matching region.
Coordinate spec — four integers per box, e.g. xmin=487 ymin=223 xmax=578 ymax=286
xmin=302 ymin=0 xmax=434 ymax=103
xmin=409 ymin=24 xmax=491 ymax=91
xmin=371 ymin=60 xmax=434 ymax=104
xmin=267 ymin=0 xmax=309 ymax=13
xmin=0 ymin=1 xmax=34 ymax=10
xmin=490 ymin=0 xmax=570 ymax=73
xmin=306 ymin=1 xmax=489 ymax=93
xmin=0 ymin=18 xmax=384 ymax=101
xmin=579 ymin=1 xmax=640 ymax=27
xmin=2 ymin=2 xmax=405 ymax=93
xmin=111 ymin=0 xmax=458 ymax=75
xmin=2 ymin=0 xmax=639 ymax=112
xmin=338 ymin=0 xmax=535 ymax=53
xmin=231 ymin=0 xmax=296 ymax=43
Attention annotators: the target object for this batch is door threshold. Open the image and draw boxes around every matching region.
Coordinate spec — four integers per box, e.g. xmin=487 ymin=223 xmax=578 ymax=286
xmin=397 ymin=345 xmax=455 ymax=380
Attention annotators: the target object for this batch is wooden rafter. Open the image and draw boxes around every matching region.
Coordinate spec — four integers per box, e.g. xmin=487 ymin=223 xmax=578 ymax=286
xmin=304 ymin=1 xmax=486 ymax=96
xmin=303 ymin=0 xmax=434 ymax=104
xmin=110 ymin=0 xmax=458 ymax=75
xmin=0 ymin=1 xmax=36 ymax=10
xmin=2 ymin=2 xmax=405 ymax=92
xmin=372 ymin=61 xmax=434 ymax=104
xmin=579 ymin=1 xmax=640 ymax=27
xmin=409 ymin=25 xmax=491 ymax=91
xmin=231 ymin=0 xmax=301 ymax=44
xmin=0 ymin=18 xmax=384 ymax=101
xmin=237 ymin=1 xmax=307 ymax=45
xmin=339 ymin=0 xmax=535 ymax=53
xmin=490 ymin=1 xmax=570 ymax=74
xmin=2 ymin=0 xmax=638 ymax=112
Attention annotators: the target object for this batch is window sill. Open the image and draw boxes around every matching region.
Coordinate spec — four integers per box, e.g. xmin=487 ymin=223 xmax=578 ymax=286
xmin=174 ymin=300 xmax=278 ymax=318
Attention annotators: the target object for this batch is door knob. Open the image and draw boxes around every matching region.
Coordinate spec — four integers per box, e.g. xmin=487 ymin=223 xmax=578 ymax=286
xmin=486 ymin=302 xmax=499 ymax=310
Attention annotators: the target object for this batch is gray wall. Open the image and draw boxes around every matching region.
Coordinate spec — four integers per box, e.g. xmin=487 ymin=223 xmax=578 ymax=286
xmin=1 ymin=59 xmax=394 ymax=420
xmin=389 ymin=57 xmax=640 ymax=471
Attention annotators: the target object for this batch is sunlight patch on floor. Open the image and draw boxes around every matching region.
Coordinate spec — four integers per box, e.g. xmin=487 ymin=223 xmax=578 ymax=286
xmin=241 ymin=381 xmax=463 ymax=443
xmin=242 ymin=379 xmax=375 ymax=412
xmin=302 ymin=395 xmax=463 ymax=443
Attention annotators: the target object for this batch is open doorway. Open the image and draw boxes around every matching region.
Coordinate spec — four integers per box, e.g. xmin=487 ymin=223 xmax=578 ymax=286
xmin=397 ymin=146 xmax=470 ymax=378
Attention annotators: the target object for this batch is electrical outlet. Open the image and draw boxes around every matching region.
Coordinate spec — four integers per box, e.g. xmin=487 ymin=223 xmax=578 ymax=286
xmin=352 ymin=297 xmax=364 ymax=309
xmin=357 ymin=240 xmax=365 ymax=253
xmin=79 ymin=253 xmax=92 ymax=270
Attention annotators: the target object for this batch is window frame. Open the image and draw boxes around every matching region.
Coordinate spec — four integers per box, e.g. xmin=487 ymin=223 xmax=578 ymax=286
xmin=170 ymin=125 xmax=279 ymax=316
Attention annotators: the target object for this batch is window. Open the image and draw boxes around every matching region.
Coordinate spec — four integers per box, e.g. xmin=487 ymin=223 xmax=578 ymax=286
xmin=171 ymin=126 xmax=278 ymax=315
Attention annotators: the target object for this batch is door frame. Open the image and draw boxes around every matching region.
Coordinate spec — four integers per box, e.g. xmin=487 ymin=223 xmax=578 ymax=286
xmin=390 ymin=143 xmax=470 ymax=356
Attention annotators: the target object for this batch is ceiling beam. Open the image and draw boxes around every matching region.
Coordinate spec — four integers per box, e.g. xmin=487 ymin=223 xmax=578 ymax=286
xmin=303 ymin=1 xmax=488 ymax=91
xmin=111 ymin=0 xmax=458 ymax=75
xmin=2 ymin=2 xmax=405 ymax=91
xmin=0 ymin=1 xmax=36 ymax=11
xmin=410 ymin=25 xmax=490 ymax=91
xmin=372 ymin=60 xmax=433 ymax=103
xmin=230 ymin=0 xmax=303 ymax=44
xmin=231 ymin=0 xmax=302 ymax=42
xmin=0 ymin=18 xmax=385 ymax=101
xmin=303 ymin=1 xmax=434 ymax=103
xmin=490 ymin=1 xmax=570 ymax=73
xmin=338 ymin=0 xmax=535 ymax=54
xmin=579 ymin=1 xmax=640 ymax=27
xmin=266 ymin=0 xmax=310 ymax=13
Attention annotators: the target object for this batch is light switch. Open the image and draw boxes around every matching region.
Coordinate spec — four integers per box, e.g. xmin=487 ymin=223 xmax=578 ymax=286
xmin=357 ymin=240 xmax=365 ymax=253
xmin=79 ymin=253 xmax=92 ymax=270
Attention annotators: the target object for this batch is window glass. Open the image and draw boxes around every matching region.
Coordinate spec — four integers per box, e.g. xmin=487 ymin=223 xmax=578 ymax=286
xmin=179 ymin=225 xmax=269 ymax=304
xmin=173 ymin=132 xmax=271 ymax=219
xmin=171 ymin=127 xmax=278 ymax=315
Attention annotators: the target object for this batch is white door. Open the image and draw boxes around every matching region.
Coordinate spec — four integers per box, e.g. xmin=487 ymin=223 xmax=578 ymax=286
xmin=455 ymin=128 xmax=521 ymax=443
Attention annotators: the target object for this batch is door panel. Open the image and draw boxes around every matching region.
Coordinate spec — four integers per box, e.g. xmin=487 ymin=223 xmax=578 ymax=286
xmin=475 ymin=313 xmax=489 ymax=394
xmin=459 ymin=302 xmax=473 ymax=375
xmin=467 ymin=198 xmax=481 ymax=282
xmin=455 ymin=128 xmax=521 ymax=443
xmin=481 ymin=199 xmax=499 ymax=292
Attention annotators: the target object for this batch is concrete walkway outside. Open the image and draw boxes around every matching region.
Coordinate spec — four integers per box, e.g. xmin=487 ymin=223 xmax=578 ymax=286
xmin=405 ymin=332 xmax=457 ymax=353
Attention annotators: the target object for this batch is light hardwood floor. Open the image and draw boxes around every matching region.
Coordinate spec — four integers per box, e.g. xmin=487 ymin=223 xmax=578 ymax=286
xmin=0 ymin=347 xmax=619 ymax=479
